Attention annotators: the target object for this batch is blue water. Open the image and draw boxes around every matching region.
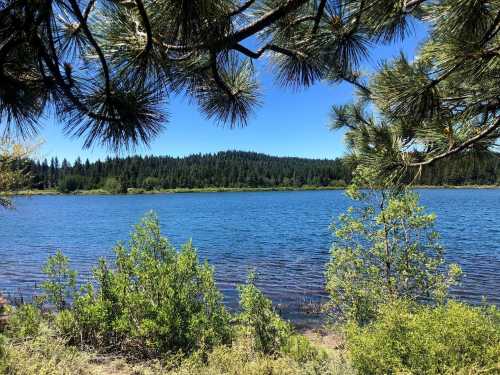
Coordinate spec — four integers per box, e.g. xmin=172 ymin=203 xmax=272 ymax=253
xmin=0 ymin=189 xmax=499 ymax=324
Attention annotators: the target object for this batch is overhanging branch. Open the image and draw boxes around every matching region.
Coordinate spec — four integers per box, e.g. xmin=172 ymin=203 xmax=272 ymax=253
xmin=407 ymin=117 xmax=500 ymax=167
xmin=229 ymin=0 xmax=255 ymax=17
xmin=134 ymin=0 xmax=153 ymax=57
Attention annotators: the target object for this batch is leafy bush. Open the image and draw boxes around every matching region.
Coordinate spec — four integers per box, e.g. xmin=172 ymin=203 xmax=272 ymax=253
xmin=326 ymin=187 xmax=461 ymax=324
xmin=7 ymin=304 xmax=42 ymax=339
xmin=2 ymin=327 xmax=354 ymax=375
xmin=53 ymin=309 xmax=79 ymax=340
xmin=103 ymin=176 xmax=126 ymax=194
xmin=237 ymin=273 xmax=292 ymax=355
xmin=347 ymin=300 xmax=500 ymax=374
xmin=2 ymin=329 xmax=98 ymax=375
xmin=41 ymin=250 xmax=77 ymax=310
xmin=281 ymin=333 xmax=327 ymax=364
xmin=59 ymin=212 xmax=231 ymax=357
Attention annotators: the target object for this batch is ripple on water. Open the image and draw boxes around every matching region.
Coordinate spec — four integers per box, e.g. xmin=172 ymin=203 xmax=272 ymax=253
xmin=1 ymin=189 xmax=499 ymax=321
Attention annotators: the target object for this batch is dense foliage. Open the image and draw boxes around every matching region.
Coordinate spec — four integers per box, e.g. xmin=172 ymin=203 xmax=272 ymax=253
xmin=2 ymin=0 xmax=497 ymax=184
xmin=40 ymin=250 xmax=77 ymax=311
xmin=326 ymin=187 xmax=461 ymax=324
xmin=44 ymin=213 xmax=231 ymax=356
xmin=24 ymin=151 xmax=500 ymax=192
xmin=347 ymin=300 xmax=500 ymax=374
xmin=237 ymin=273 xmax=293 ymax=355
xmin=0 ymin=0 xmax=437 ymax=149
xmin=0 ymin=140 xmax=31 ymax=207
xmin=28 ymin=151 xmax=351 ymax=191
xmin=0 ymin=209 xmax=499 ymax=374
xmin=330 ymin=1 xmax=500 ymax=184
xmin=0 ymin=212 xmax=344 ymax=374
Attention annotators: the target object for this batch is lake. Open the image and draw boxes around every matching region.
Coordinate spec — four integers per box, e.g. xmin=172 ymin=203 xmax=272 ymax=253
xmin=1 ymin=189 xmax=499 ymax=325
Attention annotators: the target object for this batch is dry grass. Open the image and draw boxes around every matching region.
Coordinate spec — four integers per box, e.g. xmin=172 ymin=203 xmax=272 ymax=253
xmin=1 ymin=327 xmax=354 ymax=375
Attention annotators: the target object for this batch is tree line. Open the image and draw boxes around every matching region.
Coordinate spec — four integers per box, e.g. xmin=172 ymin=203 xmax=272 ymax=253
xmin=27 ymin=151 xmax=351 ymax=192
xmin=22 ymin=151 xmax=500 ymax=193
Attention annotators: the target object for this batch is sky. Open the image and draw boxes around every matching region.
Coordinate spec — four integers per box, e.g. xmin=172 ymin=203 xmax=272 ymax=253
xmin=34 ymin=22 xmax=428 ymax=163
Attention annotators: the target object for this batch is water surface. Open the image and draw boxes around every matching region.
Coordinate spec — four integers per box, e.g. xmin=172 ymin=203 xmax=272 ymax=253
xmin=1 ymin=189 xmax=499 ymax=324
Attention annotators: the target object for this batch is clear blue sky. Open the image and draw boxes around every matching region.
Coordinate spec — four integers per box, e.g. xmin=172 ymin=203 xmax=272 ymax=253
xmin=35 ymin=22 xmax=428 ymax=163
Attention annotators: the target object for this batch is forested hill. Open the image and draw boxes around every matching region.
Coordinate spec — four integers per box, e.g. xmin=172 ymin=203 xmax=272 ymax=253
xmin=26 ymin=151 xmax=500 ymax=193
xmin=28 ymin=151 xmax=351 ymax=192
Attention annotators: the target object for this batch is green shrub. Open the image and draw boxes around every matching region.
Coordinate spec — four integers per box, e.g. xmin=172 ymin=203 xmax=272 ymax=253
xmin=2 ymin=329 xmax=98 ymax=375
xmin=53 ymin=309 xmax=79 ymax=340
xmin=62 ymin=212 xmax=231 ymax=357
xmin=281 ymin=334 xmax=327 ymax=363
xmin=237 ymin=273 xmax=293 ymax=355
xmin=103 ymin=177 xmax=126 ymax=194
xmin=41 ymin=250 xmax=77 ymax=311
xmin=7 ymin=304 xmax=42 ymax=339
xmin=326 ymin=187 xmax=461 ymax=325
xmin=347 ymin=300 xmax=500 ymax=374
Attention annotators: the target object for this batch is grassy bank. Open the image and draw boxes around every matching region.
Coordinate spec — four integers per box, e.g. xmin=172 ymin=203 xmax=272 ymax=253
xmin=6 ymin=184 xmax=500 ymax=197
xmin=7 ymin=185 xmax=345 ymax=196
xmin=1 ymin=325 xmax=351 ymax=375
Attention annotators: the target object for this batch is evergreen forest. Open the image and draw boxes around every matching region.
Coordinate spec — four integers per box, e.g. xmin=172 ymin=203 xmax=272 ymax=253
xmin=25 ymin=151 xmax=500 ymax=193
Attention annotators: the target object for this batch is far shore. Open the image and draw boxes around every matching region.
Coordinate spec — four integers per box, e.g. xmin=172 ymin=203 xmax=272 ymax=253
xmin=3 ymin=184 xmax=500 ymax=197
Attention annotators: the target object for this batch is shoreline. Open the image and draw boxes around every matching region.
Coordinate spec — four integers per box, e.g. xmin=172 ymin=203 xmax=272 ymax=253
xmin=4 ymin=184 xmax=500 ymax=196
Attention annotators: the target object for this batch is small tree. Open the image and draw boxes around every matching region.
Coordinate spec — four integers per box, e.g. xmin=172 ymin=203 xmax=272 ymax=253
xmin=325 ymin=183 xmax=461 ymax=325
xmin=41 ymin=250 xmax=77 ymax=311
xmin=102 ymin=176 xmax=126 ymax=194
xmin=0 ymin=140 xmax=31 ymax=208
xmin=237 ymin=273 xmax=292 ymax=355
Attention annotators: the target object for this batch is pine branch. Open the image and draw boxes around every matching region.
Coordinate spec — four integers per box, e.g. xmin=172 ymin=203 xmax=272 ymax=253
xmin=312 ymin=0 xmax=326 ymax=34
xmin=210 ymin=51 xmax=234 ymax=97
xmin=134 ymin=0 xmax=153 ymax=57
xmin=67 ymin=0 xmax=112 ymax=96
xmin=82 ymin=0 xmax=95 ymax=21
xmin=404 ymin=0 xmax=427 ymax=12
xmin=233 ymin=43 xmax=303 ymax=59
xmin=162 ymin=0 xmax=309 ymax=52
xmin=229 ymin=0 xmax=255 ymax=17
xmin=408 ymin=117 xmax=500 ymax=167
xmin=342 ymin=75 xmax=371 ymax=96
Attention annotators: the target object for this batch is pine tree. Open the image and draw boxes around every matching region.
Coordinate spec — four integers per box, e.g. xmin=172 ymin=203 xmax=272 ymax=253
xmin=330 ymin=1 xmax=500 ymax=184
xmin=6 ymin=0 xmax=495 ymax=166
